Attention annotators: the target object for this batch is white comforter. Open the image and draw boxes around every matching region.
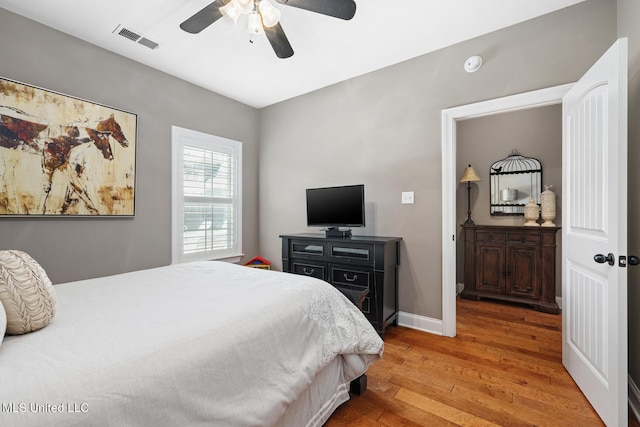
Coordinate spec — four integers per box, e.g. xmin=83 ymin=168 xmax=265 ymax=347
xmin=0 ymin=261 xmax=383 ymax=426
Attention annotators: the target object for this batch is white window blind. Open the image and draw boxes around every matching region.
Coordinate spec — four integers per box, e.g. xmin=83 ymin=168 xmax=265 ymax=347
xmin=172 ymin=126 xmax=242 ymax=263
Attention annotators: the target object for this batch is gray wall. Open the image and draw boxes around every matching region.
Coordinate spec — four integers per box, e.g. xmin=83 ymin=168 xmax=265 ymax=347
xmin=0 ymin=9 xmax=260 ymax=283
xmin=259 ymin=0 xmax=615 ymax=320
xmin=455 ymin=105 xmax=563 ymax=296
xmin=618 ymin=0 xmax=640 ymax=404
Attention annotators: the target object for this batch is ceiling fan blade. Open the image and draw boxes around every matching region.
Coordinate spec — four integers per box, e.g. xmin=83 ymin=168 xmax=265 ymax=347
xmin=180 ymin=0 xmax=226 ymax=34
xmin=275 ymin=0 xmax=356 ymax=20
xmin=264 ymin=23 xmax=294 ymax=59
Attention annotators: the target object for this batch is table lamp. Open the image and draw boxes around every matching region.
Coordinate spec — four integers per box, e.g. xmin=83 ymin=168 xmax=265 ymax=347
xmin=460 ymin=164 xmax=482 ymax=225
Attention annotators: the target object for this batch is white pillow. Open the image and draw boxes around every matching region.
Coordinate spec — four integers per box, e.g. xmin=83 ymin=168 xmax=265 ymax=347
xmin=0 ymin=250 xmax=56 ymax=335
xmin=0 ymin=301 xmax=6 ymax=347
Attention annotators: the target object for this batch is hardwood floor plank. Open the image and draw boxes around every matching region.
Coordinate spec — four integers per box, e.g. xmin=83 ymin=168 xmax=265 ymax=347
xmin=414 ymin=347 xmax=554 ymax=389
xmin=511 ymin=389 xmax=602 ymax=424
xmin=324 ymin=297 xmax=615 ymax=426
xmin=484 ymin=342 xmax=561 ymax=366
xmin=389 ymin=375 xmax=530 ymax=427
xmin=457 ymin=321 xmax=547 ymax=353
xmin=394 ymin=388 xmax=502 ymax=427
xmin=333 ymin=382 xmax=456 ymax=426
xmin=326 ymin=406 xmax=384 ymax=426
xmin=498 ymin=353 xmax=567 ymax=380
xmin=449 ymin=384 xmax=562 ymax=427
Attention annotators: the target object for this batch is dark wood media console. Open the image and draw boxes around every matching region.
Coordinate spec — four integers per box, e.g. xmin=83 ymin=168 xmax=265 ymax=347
xmin=280 ymin=233 xmax=402 ymax=337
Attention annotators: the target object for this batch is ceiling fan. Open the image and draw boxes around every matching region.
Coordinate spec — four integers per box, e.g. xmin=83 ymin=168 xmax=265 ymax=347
xmin=180 ymin=0 xmax=357 ymax=59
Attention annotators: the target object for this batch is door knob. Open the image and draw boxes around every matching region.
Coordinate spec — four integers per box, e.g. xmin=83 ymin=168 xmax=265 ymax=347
xmin=630 ymin=255 xmax=639 ymax=266
xmin=594 ymin=253 xmax=615 ymax=266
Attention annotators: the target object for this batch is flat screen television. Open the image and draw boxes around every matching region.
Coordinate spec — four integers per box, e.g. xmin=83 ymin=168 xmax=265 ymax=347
xmin=306 ymin=184 xmax=365 ymax=237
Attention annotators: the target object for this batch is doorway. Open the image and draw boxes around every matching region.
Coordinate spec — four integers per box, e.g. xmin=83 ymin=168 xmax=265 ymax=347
xmin=440 ymin=83 xmax=573 ymax=337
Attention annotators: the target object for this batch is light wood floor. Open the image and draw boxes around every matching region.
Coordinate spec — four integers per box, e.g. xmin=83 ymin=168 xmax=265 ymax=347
xmin=326 ymin=297 xmax=640 ymax=426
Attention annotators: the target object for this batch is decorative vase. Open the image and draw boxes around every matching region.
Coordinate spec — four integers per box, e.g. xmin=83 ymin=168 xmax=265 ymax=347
xmin=541 ymin=185 xmax=557 ymax=227
xmin=523 ymin=198 xmax=540 ymax=226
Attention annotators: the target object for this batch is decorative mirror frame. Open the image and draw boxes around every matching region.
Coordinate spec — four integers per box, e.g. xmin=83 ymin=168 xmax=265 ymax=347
xmin=490 ymin=150 xmax=542 ymax=216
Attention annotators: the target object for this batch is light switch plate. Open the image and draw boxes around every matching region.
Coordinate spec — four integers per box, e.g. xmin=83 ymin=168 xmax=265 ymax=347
xmin=402 ymin=191 xmax=415 ymax=204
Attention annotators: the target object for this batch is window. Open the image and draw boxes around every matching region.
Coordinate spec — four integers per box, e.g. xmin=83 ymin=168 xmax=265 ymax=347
xmin=171 ymin=126 xmax=242 ymax=263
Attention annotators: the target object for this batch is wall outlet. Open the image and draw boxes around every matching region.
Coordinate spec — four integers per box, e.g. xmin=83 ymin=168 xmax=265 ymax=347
xmin=401 ymin=191 xmax=415 ymax=204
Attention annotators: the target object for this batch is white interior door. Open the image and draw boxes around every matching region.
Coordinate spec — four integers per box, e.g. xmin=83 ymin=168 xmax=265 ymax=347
xmin=562 ymin=38 xmax=628 ymax=426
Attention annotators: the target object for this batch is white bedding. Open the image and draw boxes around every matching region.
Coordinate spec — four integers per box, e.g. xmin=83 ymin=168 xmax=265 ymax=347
xmin=0 ymin=261 xmax=383 ymax=426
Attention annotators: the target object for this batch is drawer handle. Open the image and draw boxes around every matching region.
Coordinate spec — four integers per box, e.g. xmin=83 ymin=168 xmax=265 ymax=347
xmin=514 ymin=283 xmax=533 ymax=292
xmin=303 ymin=267 xmax=315 ymax=275
xmin=343 ymin=273 xmax=358 ymax=282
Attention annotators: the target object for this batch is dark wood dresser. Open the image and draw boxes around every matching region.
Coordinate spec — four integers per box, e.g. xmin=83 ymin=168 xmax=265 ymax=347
xmin=460 ymin=224 xmax=560 ymax=314
xmin=280 ymin=233 xmax=402 ymax=337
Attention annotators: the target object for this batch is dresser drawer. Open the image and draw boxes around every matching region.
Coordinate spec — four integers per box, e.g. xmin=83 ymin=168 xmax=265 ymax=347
xmin=475 ymin=231 xmax=506 ymax=242
xmin=330 ymin=265 xmax=371 ymax=289
xmin=290 ymin=240 xmax=326 ymax=258
xmin=292 ymin=261 xmax=327 ymax=280
xmin=507 ymin=232 xmax=541 ymax=244
xmin=328 ymin=243 xmax=374 ymax=265
xmin=335 ymin=285 xmax=374 ymax=317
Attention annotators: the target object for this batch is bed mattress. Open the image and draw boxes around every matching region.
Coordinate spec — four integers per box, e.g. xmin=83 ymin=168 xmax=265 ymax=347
xmin=0 ymin=261 xmax=383 ymax=426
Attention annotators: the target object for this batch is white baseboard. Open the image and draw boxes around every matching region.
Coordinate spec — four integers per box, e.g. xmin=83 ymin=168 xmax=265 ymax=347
xmin=397 ymin=311 xmax=444 ymax=336
xmin=630 ymin=376 xmax=640 ymax=423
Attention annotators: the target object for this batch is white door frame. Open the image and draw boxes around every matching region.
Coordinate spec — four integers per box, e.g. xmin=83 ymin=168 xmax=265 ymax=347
xmin=440 ymin=83 xmax=574 ymax=337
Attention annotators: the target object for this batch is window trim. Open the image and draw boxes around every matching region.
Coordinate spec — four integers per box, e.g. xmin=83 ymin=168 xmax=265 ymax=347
xmin=171 ymin=126 xmax=242 ymax=264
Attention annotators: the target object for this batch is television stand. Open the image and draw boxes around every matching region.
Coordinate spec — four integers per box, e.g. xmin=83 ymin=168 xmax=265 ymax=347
xmin=280 ymin=233 xmax=402 ymax=337
xmin=325 ymin=228 xmax=352 ymax=238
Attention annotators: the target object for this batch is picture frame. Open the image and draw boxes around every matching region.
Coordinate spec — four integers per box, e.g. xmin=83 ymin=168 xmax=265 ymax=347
xmin=0 ymin=76 xmax=137 ymax=216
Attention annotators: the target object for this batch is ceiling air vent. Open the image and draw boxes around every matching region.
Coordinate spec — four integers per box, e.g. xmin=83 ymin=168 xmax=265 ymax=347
xmin=137 ymin=37 xmax=159 ymax=50
xmin=113 ymin=25 xmax=159 ymax=50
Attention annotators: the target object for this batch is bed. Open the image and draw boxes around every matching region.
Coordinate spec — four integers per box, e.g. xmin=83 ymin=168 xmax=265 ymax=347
xmin=0 ymin=260 xmax=383 ymax=426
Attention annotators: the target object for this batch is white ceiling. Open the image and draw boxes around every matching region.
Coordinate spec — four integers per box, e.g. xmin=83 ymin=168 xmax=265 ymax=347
xmin=0 ymin=0 xmax=585 ymax=108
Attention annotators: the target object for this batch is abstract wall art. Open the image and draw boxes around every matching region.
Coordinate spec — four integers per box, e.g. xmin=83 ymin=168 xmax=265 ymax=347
xmin=0 ymin=77 xmax=136 ymax=216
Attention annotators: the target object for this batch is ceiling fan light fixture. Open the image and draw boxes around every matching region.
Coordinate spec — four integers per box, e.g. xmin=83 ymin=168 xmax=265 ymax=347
xmin=182 ymin=0 xmax=355 ymax=58
xmin=233 ymin=0 xmax=254 ymax=14
xmin=259 ymin=0 xmax=281 ymax=27
xmin=220 ymin=1 xmax=241 ymax=24
xmin=247 ymin=11 xmax=265 ymax=35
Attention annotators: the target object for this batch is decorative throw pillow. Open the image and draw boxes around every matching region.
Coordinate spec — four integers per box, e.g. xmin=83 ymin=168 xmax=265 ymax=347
xmin=0 ymin=250 xmax=56 ymax=335
xmin=0 ymin=301 xmax=6 ymax=347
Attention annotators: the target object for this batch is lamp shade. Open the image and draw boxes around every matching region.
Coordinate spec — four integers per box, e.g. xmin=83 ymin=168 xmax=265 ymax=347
xmin=259 ymin=0 xmax=281 ymax=27
xmin=234 ymin=0 xmax=254 ymax=14
xmin=460 ymin=165 xmax=481 ymax=183
xmin=220 ymin=1 xmax=241 ymax=24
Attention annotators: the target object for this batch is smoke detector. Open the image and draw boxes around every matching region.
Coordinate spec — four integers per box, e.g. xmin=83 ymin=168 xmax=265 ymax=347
xmin=464 ymin=55 xmax=482 ymax=73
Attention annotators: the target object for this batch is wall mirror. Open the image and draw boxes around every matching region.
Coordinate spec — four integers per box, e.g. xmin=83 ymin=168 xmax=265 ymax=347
xmin=490 ymin=150 xmax=542 ymax=216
